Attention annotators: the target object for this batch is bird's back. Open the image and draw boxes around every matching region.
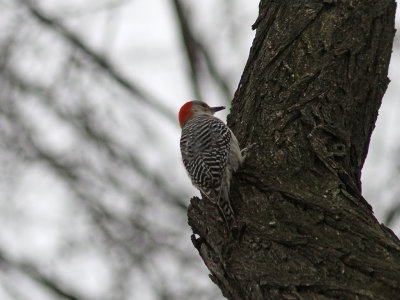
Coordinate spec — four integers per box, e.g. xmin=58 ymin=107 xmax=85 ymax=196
xmin=180 ymin=115 xmax=231 ymax=201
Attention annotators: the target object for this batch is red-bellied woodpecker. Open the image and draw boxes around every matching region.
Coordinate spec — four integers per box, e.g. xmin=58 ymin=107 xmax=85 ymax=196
xmin=179 ymin=100 xmax=243 ymax=227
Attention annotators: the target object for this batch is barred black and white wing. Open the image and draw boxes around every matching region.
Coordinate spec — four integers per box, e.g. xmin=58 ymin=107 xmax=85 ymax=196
xmin=180 ymin=115 xmax=231 ymax=202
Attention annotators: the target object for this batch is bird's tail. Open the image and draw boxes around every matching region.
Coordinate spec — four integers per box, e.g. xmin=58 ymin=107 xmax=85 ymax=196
xmin=217 ymin=186 xmax=237 ymax=230
xmin=199 ymin=185 xmax=237 ymax=230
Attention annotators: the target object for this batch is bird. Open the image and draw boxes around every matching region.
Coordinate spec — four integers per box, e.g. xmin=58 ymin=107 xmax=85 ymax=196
xmin=179 ymin=100 xmax=243 ymax=227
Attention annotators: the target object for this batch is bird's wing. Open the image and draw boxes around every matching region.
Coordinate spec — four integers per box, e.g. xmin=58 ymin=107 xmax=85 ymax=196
xmin=180 ymin=116 xmax=231 ymax=202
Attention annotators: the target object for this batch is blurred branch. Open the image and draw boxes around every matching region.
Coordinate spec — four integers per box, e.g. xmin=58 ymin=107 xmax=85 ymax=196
xmin=17 ymin=0 xmax=177 ymax=124
xmin=0 ymin=11 xmax=23 ymax=70
xmin=197 ymin=41 xmax=232 ymax=103
xmin=385 ymin=201 xmax=400 ymax=226
xmin=171 ymin=0 xmax=232 ymax=103
xmin=0 ymin=248 xmax=87 ymax=300
xmin=1 ymin=67 xmax=187 ymax=210
xmin=0 ymin=96 xmax=185 ymax=261
xmin=171 ymin=0 xmax=202 ymax=100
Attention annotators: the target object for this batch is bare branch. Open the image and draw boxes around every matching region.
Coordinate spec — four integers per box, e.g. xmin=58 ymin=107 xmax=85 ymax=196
xmin=0 ymin=248 xmax=87 ymax=300
xmin=171 ymin=0 xmax=232 ymax=103
xmin=1 ymin=67 xmax=187 ymax=209
xmin=17 ymin=0 xmax=177 ymax=124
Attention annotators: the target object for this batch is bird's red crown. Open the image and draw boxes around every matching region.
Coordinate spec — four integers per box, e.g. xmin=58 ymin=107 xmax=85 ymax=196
xmin=179 ymin=101 xmax=211 ymax=128
xmin=179 ymin=101 xmax=193 ymax=128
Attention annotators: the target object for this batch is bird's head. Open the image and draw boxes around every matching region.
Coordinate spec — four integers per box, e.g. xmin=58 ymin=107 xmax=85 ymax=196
xmin=178 ymin=100 xmax=225 ymax=128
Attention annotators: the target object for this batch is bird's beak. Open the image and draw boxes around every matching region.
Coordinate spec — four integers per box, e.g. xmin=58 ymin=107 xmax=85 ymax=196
xmin=210 ymin=106 xmax=225 ymax=112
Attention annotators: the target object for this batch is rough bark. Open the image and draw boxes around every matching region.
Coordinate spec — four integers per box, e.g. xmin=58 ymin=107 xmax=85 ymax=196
xmin=188 ymin=0 xmax=399 ymax=299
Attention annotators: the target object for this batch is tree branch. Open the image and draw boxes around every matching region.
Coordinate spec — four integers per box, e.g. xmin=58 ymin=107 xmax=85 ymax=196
xmin=171 ymin=0 xmax=232 ymax=103
xmin=0 ymin=248 xmax=87 ymax=300
xmin=1 ymin=67 xmax=187 ymax=209
xmin=17 ymin=0 xmax=176 ymax=124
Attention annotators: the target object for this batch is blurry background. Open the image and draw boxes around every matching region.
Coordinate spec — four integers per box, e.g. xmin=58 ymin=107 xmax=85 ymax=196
xmin=0 ymin=0 xmax=398 ymax=299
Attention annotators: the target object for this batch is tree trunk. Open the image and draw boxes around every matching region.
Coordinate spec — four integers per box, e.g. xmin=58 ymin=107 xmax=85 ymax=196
xmin=188 ymin=0 xmax=399 ymax=299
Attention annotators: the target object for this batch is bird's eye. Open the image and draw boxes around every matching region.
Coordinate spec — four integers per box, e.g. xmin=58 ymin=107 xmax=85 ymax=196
xmin=202 ymin=103 xmax=207 ymax=108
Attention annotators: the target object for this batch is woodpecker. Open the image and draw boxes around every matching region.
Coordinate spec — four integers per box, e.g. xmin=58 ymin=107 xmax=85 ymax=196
xmin=179 ymin=100 xmax=243 ymax=227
